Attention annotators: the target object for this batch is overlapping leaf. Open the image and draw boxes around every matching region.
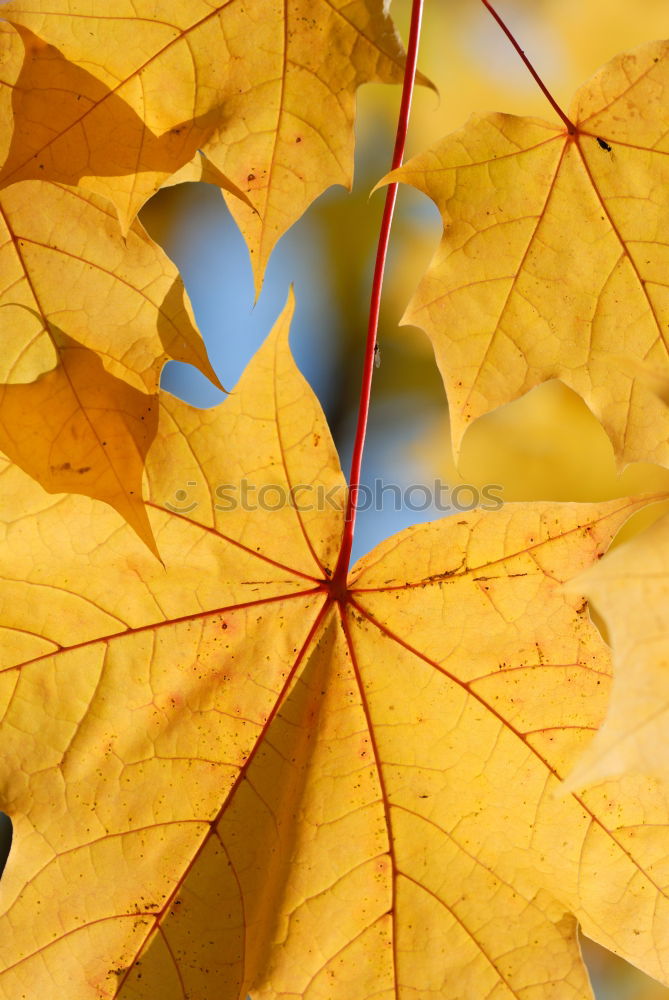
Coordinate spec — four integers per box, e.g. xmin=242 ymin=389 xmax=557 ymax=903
xmin=390 ymin=39 xmax=669 ymax=468
xmin=563 ymin=505 xmax=669 ymax=789
xmin=0 ymin=1 xmax=410 ymax=286
xmin=1 ymin=295 xmax=668 ymax=999
xmin=0 ymin=177 xmax=220 ymax=550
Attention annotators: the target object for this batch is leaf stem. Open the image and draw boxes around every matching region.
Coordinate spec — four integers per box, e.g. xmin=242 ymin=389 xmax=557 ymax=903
xmin=480 ymin=0 xmax=576 ymax=134
xmin=330 ymin=0 xmax=424 ymax=597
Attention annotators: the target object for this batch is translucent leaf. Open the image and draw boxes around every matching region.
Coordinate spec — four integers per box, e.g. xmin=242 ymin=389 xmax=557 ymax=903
xmin=1 ymin=295 xmax=666 ymax=998
xmin=391 ymin=40 xmax=669 ymax=468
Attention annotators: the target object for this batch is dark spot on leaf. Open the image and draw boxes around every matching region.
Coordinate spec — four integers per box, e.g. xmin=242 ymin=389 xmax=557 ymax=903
xmin=0 ymin=813 xmax=12 ymax=880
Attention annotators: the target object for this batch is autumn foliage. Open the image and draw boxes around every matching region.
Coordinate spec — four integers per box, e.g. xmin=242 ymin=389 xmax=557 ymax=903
xmin=1 ymin=2 xmax=669 ymax=998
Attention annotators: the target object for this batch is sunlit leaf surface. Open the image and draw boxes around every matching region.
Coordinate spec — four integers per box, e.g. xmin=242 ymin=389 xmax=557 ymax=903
xmin=1 ymin=297 xmax=666 ymax=999
xmin=392 ymin=40 xmax=669 ymax=468
xmin=0 ymin=1 xmax=409 ymax=285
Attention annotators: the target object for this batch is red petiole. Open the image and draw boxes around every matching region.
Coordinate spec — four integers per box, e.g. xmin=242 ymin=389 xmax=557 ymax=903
xmin=480 ymin=0 xmax=576 ymax=133
xmin=330 ymin=0 xmax=424 ymax=597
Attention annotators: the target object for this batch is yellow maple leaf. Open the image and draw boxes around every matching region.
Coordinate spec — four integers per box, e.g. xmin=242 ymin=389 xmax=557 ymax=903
xmin=1 ymin=294 xmax=667 ymax=999
xmin=389 ymin=39 xmax=669 ymax=469
xmin=0 ymin=178 xmax=220 ymax=552
xmin=563 ymin=506 xmax=669 ymax=789
xmin=0 ymin=1 xmax=409 ymax=287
